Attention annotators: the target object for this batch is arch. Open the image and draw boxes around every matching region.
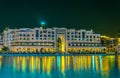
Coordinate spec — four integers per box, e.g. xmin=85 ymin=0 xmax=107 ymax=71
xmin=18 ymin=47 xmax=22 ymax=52
xmin=40 ymin=48 xmax=45 ymax=53
xmin=23 ymin=47 xmax=27 ymax=52
xmin=27 ymin=48 xmax=31 ymax=53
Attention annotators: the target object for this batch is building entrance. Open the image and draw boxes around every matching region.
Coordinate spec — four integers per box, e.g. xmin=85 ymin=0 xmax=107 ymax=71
xmin=57 ymin=36 xmax=65 ymax=53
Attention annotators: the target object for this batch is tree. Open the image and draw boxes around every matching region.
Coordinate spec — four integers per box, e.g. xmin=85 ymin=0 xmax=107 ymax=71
xmin=2 ymin=46 xmax=9 ymax=52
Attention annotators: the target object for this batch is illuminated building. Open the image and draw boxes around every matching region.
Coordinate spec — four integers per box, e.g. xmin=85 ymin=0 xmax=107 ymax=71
xmin=115 ymin=38 xmax=120 ymax=53
xmin=100 ymin=36 xmax=117 ymax=47
xmin=100 ymin=36 xmax=117 ymax=53
xmin=0 ymin=34 xmax=3 ymax=52
xmin=1 ymin=27 xmax=104 ymax=53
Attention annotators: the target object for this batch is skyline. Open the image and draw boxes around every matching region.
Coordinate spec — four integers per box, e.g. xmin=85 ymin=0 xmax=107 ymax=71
xmin=0 ymin=0 xmax=120 ymax=36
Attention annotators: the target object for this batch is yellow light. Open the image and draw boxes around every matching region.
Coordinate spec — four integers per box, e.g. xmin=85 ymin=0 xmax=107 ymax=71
xmin=61 ymin=56 xmax=65 ymax=75
xmin=22 ymin=57 xmax=26 ymax=72
xmin=0 ymin=56 xmax=2 ymax=70
xmin=118 ymin=38 xmax=120 ymax=45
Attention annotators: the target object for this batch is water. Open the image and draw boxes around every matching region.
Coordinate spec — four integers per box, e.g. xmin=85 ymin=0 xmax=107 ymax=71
xmin=0 ymin=55 xmax=120 ymax=78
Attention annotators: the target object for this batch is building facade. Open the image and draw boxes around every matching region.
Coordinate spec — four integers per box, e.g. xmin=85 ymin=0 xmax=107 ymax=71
xmin=0 ymin=34 xmax=3 ymax=51
xmin=2 ymin=27 xmax=104 ymax=53
xmin=100 ymin=36 xmax=117 ymax=52
xmin=115 ymin=38 xmax=120 ymax=53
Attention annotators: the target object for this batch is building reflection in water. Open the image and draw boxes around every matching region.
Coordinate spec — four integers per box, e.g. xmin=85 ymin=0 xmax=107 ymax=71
xmin=0 ymin=55 xmax=120 ymax=78
xmin=0 ymin=56 xmax=2 ymax=70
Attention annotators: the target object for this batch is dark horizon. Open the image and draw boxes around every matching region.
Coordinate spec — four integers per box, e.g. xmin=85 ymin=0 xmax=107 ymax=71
xmin=0 ymin=0 xmax=120 ymax=37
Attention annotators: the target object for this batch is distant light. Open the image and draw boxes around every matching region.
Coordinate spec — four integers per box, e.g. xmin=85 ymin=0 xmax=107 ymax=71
xmin=41 ymin=21 xmax=46 ymax=25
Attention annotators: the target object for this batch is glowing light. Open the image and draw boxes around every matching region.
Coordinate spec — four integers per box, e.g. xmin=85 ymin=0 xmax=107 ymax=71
xmin=40 ymin=21 xmax=46 ymax=25
xmin=118 ymin=38 xmax=120 ymax=45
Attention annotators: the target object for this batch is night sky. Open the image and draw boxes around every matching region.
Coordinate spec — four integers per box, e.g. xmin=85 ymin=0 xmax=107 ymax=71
xmin=0 ymin=0 xmax=120 ymax=36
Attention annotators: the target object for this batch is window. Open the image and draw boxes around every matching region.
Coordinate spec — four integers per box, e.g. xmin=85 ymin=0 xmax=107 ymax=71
xmin=29 ymin=43 xmax=32 ymax=46
xmin=74 ymin=43 xmax=76 ymax=46
xmin=97 ymin=36 xmax=99 ymax=38
xmin=89 ymin=44 xmax=91 ymax=46
xmin=23 ymin=34 xmax=26 ymax=36
xmin=43 ymin=30 xmax=47 ymax=33
xmin=36 ymin=30 xmax=39 ymax=37
xmin=85 ymin=44 xmax=87 ymax=46
xmin=23 ymin=38 xmax=26 ymax=40
xmin=68 ymin=43 xmax=71 ymax=46
xmin=40 ymin=31 xmax=42 ymax=34
xmin=38 ymin=43 xmax=41 ymax=45
xmin=20 ymin=34 xmax=22 ymax=36
xmin=48 ymin=31 xmax=51 ymax=33
xmin=40 ymin=35 xmax=42 ymax=37
xmin=86 ymin=36 xmax=88 ymax=38
xmin=83 ymin=44 xmax=85 ymax=46
xmin=71 ymin=43 xmax=74 ymax=46
xmin=52 ymin=31 xmax=54 ymax=34
xmin=90 ymin=39 xmax=92 ymax=42
xmin=34 ymin=43 xmax=37 ymax=45
xmin=82 ymin=32 xmax=85 ymax=38
xmin=76 ymin=43 xmax=78 ymax=46
xmin=71 ymin=32 xmax=74 ymax=34
xmin=90 ymin=36 xmax=92 ymax=38
xmin=95 ymin=44 xmax=98 ymax=46
xmin=32 ymin=42 xmax=34 ymax=45
xmin=27 ymin=34 xmax=30 ymax=37
xmin=48 ymin=35 xmax=51 ymax=37
xmin=52 ymin=35 xmax=54 ymax=37
xmin=44 ymin=38 xmax=46 ymax=40
xmin=40 ymin=38 xmax=42 ymax=40
xmin=67 ymin=32 xmax=70 ymax=34
xmin=20 ymin=38 xmax=22 ymax=40
xmin=44 ymin=35 xmax=47 ymax=37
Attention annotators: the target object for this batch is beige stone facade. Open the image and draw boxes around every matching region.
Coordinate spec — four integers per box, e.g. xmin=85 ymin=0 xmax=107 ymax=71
xmin=1 ymin=27 xmax=104 ymax=53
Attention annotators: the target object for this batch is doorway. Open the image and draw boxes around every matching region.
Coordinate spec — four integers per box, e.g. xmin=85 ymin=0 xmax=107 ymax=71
xmin=57 ymin=36 xmax=65 ymax=53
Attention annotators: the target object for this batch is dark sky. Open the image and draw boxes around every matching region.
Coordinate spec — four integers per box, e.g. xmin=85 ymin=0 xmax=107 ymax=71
xmin=0 ymin=0 xmax=120 ymax=36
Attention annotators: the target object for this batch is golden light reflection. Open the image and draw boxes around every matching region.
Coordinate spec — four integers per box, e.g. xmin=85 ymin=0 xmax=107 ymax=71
xmin=118 ymin=56 xmax=120 ymax=69
xmin=61 ymin=56 xmax=65 ymax=74
xmin=22 ymin=57 xmax=26 ymax=72
xmin=0 ymin=56 xmax=2 ymax=70
xmin=29 ymin=56 xmax=35 ymax=72
xmin=1 ymin=55 xmax=119 ymax=78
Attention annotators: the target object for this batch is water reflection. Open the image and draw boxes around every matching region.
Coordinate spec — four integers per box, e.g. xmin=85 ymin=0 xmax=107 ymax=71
xmin=0 ymin=55 xmax=120 ymax=78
